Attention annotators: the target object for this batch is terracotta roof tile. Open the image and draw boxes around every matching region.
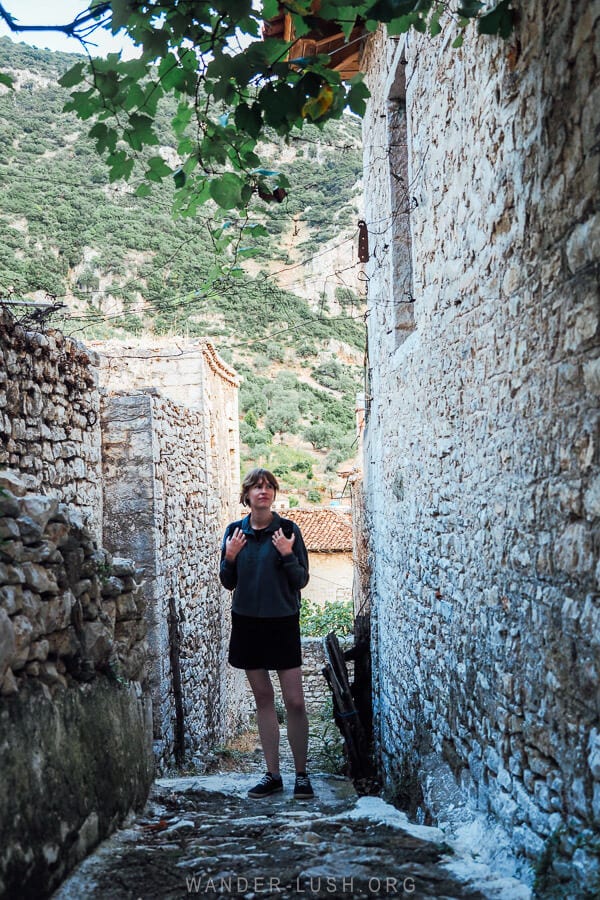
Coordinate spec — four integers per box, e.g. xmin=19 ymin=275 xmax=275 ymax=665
xmin=284 ymin=508 xmax=353 ymax=552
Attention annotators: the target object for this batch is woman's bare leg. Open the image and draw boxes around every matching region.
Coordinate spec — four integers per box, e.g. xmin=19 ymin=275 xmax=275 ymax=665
xmin=246 ymin=668 xmax=280 ymax=775
xmin=278 ymin=667 xmax=308 ymax=773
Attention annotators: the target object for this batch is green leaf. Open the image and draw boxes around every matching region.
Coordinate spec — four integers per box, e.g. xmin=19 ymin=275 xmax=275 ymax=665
xmin=96 ymin=70 xmax=120 ymax=99
xmin=261 ymin=0 xmax=280 ymax=18
xmin=452 ymin=33 xmax=464 ymax=47
xmin=458 ymin=0 xmax=484 ymax=16
xmin=346 ymin=80 xmax=370 ymax=116
xmin=243 ymin=223 xmax=269 ymax=237
xmin=110 ymin=0 xmax=134 ymax=31
xmin=365 ymin=0 xmax=422 ymax=21
xmin=64 ymin=88 xmax=98 ymax=120
xmin=145 ymin=156 xmax=173 ymax=182
xmin=122 ymin=83 xmax=146 ymax=111
xmin=172 ymin=101 xmax=193 ymax=137
xmin=92 ymin=53 xmax=122 ymax=73
xmin=247 ymin=37 xmax=292 ymax=67
xmin=58 ymin=62 xmax=86 ymax=88
xmin=209 ymin=173 xmax=244 ymax=209
xmin=290 ymin=12 xmax=311 ymax=37
xmin=259 ymin=83 xmax=299 ymax=129
xmin=135 ymin=183 xmax=153 ymax=197
xmin=142 ymin=26 xmax=170 ymax=59
xmin=173 ymin=169 xmax=186 ymax=189
xmin=239 ymin=14 xmax=260 ymax=36
xmin=125 ymin=113 xmax=158 ymax=150
xmin=235 ymin=102 xmax=262 ymax=139
xmin=0 ymin=72 xmax=14 ymax=90
xmin=89 ymin=122 xmax=118 ymax=154
xmin=387 ymin=14 xmax=415 ymax=35
xmin=242 ymin=180 xmax=255 ymax=205
xmin=240 ymin=149 xmax=262 ymax=169
xmin=321 ymin=5 xmax=361 ymax=39
xmin=478 ymin=0 xmax=514 ymax=38
xmin=118 ymin=57 xmax=150 ymax=79
xmin=107 ymin=151 xmax=135 ymax=182
xmin=429 ymin=7 xmax=442 ymax=36
xmin=158 ymin=52 xmax=188 ymax=91
xmin=177 ymin=136 xmax=196 ymax=155
xmin=180 ymin=48 xmax=199 ymax=72
xmin=214 ymin=0 xmax=253 ymax=18
xmin=140 ymin=81 xmax=164 ymax=118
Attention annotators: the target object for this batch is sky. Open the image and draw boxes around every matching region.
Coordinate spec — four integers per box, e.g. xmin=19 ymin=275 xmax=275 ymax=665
xmin=0 ymin=1 xmax=136 ymax=57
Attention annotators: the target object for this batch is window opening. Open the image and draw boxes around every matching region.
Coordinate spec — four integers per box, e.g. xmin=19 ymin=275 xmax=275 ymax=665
xmin=387 ymin=58 xmax=415 ymax=343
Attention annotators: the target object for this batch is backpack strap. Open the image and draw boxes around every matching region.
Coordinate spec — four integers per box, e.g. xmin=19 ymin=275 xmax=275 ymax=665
xmin=225 ymin=518 xmax=244 ymax=539
xmin=278 ymin=517 xmax=295 ymax=539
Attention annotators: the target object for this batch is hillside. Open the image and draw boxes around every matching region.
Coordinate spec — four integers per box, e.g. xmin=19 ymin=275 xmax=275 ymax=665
xmin=0 ymin=36 xmax=365 ymax=502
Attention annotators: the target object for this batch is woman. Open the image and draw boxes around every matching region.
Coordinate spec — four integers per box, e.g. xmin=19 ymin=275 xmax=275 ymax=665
xmin=219 ymin=467 xmax=314 ymax=800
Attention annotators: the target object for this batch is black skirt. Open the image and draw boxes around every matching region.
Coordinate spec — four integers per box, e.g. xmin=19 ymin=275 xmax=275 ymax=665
xmin=228 ymin=611 xmax=302 ymax=671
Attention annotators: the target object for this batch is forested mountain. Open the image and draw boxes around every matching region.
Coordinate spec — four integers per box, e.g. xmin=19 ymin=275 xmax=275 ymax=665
xmin=0 ymin=36 xmax=365 ymax=502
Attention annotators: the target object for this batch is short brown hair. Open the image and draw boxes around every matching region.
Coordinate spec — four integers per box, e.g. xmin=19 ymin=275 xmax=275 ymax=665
xmin=239 ymin=468 xmax=279 ymax=506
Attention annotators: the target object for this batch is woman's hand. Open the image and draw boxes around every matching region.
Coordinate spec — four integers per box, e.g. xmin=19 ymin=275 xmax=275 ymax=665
xmin=272 ymin=528 xmax=295 ymax=557
xmin=225 ymin=528 xmax=247 ymax=562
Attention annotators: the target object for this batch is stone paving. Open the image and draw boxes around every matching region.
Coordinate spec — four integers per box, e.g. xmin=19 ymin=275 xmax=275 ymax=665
xmin=53 ymin=729 xmax=531 ymax=900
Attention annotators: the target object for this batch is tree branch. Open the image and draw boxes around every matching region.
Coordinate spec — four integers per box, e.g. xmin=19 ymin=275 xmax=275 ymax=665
xmin=0 ymin=2 xmax=112 ymax=41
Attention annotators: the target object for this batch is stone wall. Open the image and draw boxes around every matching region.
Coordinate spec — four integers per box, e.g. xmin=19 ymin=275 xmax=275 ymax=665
xmin=0 ymin=308 xmax=102 ymax=538
xmin=361 ymin=0 xmax=599 ymax=892
xmin=0 ymin=315 xmax=247 ymax=893
xmin=0 ymin=469 xmax=153 ymax=898
xmin=272 ymin=636 xmax=353 ymax=716
xmin=98 ymin=339 xmax=250 ymax=771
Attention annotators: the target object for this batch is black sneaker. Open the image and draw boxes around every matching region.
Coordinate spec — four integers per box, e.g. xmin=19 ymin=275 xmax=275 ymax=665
xmin=248 ymin=772 xmax=283 ymax=798
xmin=293 ymin=773 xmax=315 ymax=799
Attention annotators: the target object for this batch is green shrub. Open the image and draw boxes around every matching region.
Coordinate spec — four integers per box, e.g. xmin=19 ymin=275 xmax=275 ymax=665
xmin=300 ymin=598 xmax=353 ymax=637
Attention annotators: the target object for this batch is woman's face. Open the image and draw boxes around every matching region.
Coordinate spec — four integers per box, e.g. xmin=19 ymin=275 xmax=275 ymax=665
xmin=247 ymin=478 xmax=275 ymax=511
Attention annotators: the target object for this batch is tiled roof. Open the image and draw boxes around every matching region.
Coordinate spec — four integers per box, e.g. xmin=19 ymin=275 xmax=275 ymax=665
xmin=284 ymin=508 xmax=353 ymax=552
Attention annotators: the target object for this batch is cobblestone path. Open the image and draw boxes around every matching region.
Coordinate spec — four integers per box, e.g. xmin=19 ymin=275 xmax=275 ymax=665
xmin=53 ymin=730 xmax=530 ymax=900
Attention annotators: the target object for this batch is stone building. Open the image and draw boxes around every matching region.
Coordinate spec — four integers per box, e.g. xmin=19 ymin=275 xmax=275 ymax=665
xmin=95 ymin=338 xmax=250 ymax=769
xmin=0 ymin=318 xmax=248 ymax=895
xmin=284 ymin=507 xmax=354 ymax=604
xmin=359 ymin=0 xmax=599 ymax=892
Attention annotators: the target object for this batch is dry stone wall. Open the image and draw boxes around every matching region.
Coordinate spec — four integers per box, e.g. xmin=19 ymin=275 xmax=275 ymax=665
xmin=0 ymin=316 xmax=245 ymax=893
xmin=272 ymin=636 xmax=353 ymax=718
xmin=0 ymin=466 xmax=153 ymax=898
xmin=99 ymin=339 xmax=249 ymax=771
xmin=0 ymin=470 xmax=148 ymax=695
xmin=361 ymin=0 xmax=599 ymax=892
xmin=0 ymin=308 xmax=102 ymax=538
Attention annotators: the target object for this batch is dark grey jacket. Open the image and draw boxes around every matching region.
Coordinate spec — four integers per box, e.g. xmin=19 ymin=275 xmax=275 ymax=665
xmin=219 ymin=512 xmax=309 ymax=617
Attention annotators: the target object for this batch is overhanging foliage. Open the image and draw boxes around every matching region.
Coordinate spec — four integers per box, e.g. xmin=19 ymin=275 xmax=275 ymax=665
xmin=0 ymin=1 xmax=515 ymax=215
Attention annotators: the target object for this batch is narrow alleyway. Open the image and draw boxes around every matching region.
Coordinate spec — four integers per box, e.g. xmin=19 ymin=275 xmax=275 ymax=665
xmin=52 ymin=727 xmax=531 ymax=900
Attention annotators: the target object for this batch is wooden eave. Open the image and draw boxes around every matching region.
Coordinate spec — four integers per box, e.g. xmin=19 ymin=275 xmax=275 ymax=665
xmin=263 ymin=11 xmax=365 ymax=80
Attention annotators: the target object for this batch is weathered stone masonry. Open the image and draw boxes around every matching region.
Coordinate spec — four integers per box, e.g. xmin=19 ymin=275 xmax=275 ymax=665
xmin=0 ymin=312 xmax=153 ymax=898
xmin=0 ymin=309 xmax=102 ymax=536
xmin=361 ymin=0 xmax=599 ymax=891
xmin=98 ymin=339 xmax=250 ymax=771
xmin=0 ymin=320 xmax=248 ymax=896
